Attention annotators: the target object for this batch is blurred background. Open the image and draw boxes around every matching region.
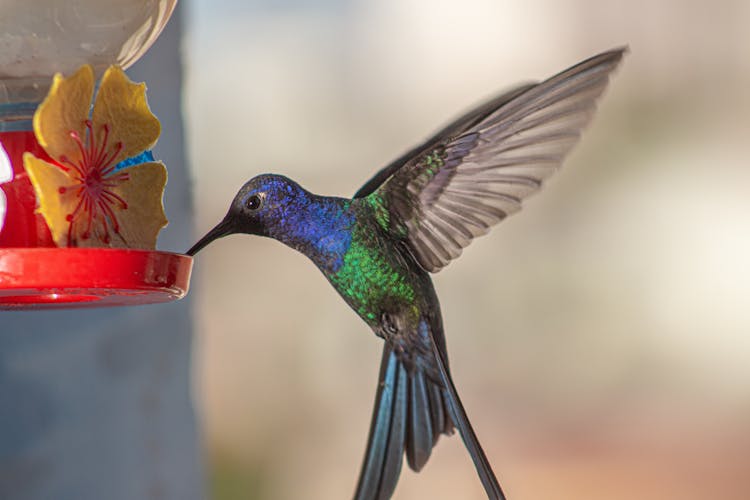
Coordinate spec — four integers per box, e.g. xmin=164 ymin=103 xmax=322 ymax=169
xmin=184 ymin=0 xmax=750 ymax=498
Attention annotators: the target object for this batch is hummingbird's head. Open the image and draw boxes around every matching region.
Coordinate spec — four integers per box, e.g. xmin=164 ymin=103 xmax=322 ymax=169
xmin=187 ymin=174 xmax=303 ymax=256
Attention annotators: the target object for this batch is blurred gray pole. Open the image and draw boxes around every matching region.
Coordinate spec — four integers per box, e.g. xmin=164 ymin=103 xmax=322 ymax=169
xmin=0 ymin=5 xmax=205 ymax=500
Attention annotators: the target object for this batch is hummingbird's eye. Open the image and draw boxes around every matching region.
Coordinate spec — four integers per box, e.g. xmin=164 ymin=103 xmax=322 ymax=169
xmin=245 ymin=194 xmax=263 ymax=211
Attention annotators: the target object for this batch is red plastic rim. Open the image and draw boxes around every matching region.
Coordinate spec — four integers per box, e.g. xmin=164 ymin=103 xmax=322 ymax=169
xmin=0 ymin=248 xmax=193 ymax=310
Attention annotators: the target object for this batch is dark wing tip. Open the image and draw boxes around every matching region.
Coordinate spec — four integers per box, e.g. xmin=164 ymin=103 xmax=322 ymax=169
xmin=544 ymin=46 xmax=627 ymax=88
xmin=582 ymin=46 xmax=629 ymax=67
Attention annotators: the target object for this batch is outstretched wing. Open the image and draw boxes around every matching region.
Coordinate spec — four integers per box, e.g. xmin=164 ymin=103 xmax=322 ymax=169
xmin=362 ymin=48 xmax=625 ymax=272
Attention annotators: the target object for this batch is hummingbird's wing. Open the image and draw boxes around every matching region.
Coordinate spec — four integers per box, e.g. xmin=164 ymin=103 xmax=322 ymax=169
xmin=361 ymin=49 xmax=624 ymax=272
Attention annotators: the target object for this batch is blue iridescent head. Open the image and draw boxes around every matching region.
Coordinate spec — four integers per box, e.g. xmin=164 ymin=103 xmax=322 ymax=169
xmin=187 ymin=174 xmax=303 ymax=255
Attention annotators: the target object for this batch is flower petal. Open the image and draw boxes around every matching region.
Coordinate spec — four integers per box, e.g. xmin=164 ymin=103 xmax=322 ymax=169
xmin=33 ymin=65 xmax=94 ymax=167
xmin=24 ymin=155 xmax=168 ymax=249
xmin=107 ymin=161 xmax=168 ymax=249
xmin=92 ymin=66 xmax=161 ymax=167
xmin=23 ymin=153 xmax=77 ymax=247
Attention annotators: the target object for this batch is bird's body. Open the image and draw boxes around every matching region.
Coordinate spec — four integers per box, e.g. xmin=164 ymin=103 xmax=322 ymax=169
xmin=188 ymin=49 xmax=625 ymax=499
xmin=242 ymin=177 xmax=424 ymax=330
xmin=227 ymin=176 xmax=434 ymax=344
xmin=240 ymin=175 xmax=447 ymax=373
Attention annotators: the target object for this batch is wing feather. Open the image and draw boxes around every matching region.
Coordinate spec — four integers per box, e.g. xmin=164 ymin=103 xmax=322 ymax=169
xmin=365 ymin=48 xmax=625 ymax=272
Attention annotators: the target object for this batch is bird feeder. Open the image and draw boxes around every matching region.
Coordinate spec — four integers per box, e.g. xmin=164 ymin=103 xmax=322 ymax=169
xmin=0 ymin=0 xmax=191 ymax=309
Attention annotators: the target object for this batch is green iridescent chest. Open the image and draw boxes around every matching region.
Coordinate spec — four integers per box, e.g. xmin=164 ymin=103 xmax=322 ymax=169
xmin=326 ymin=204 xmax=418 ymax=326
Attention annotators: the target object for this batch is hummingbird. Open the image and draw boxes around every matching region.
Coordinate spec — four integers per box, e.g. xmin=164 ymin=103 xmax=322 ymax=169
xmin=188 ymin=48 xmax=624 ymax=499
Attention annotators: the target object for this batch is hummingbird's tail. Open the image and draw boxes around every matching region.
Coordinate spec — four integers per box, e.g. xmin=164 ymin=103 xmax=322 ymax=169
xmin=354 ymin=344 xmax=455 ymax=500
xmin=354 ymin=336 xmax=505 ymax=500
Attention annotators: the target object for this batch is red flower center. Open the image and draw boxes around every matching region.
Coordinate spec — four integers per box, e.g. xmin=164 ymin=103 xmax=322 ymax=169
xmin=56 ymin=120 xmax=131 ymax=245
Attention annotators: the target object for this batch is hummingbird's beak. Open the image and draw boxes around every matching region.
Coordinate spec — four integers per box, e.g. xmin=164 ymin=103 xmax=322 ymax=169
xmin=187 ymin=217 xmax=233 ymax=256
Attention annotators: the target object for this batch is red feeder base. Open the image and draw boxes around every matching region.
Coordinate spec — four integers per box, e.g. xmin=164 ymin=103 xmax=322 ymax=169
xmin=0 ymin=248 xmax=192 ymax=310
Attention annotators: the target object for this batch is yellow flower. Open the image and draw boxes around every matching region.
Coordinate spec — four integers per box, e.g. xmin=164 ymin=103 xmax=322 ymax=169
xmin=23 ymin=65 xmax=168 ymax=248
